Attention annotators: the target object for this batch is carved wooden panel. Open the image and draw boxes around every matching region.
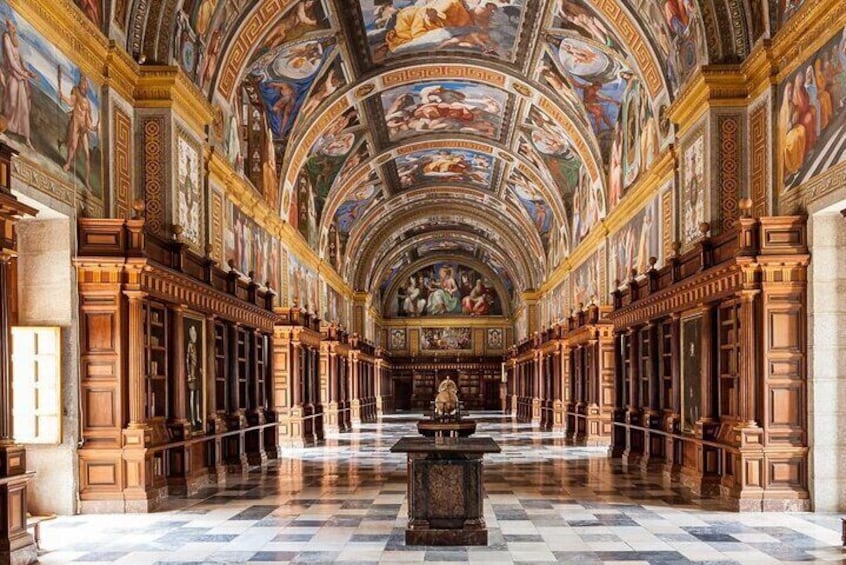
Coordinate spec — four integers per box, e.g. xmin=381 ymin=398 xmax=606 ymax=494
xmin=84 ymin=312 xmax=116 ymax=352
xmin=85 ymin=389 xmax=117 ymax=428
xmin=114 ymin=108 xmax=132 ymax=219
xmin=749 ymin=104 xmax=768 ymax=217
xmin=86 ymin=463 xmax=118 ymax=486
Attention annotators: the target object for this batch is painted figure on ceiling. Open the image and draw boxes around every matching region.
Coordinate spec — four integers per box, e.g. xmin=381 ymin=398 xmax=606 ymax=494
xmin=385 ymin=0 xmax=496 ymax=53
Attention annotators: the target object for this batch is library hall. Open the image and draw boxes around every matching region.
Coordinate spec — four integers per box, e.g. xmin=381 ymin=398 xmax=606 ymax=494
xmin=0 ymin=0 xmax=845 ymax=563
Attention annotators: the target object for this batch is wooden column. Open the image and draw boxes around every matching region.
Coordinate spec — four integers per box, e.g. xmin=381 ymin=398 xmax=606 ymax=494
xmin=375 ymin=358 xmax=384 ymax=417
xmin=531 ymin=351 xmax=542 ymax=427
xmin=273 ymin=323 xmax=307 ymax=448
xmin=553 ymin=345 xmax=566 ymax=433
xmin=324 ymin=343 xmax=340 ymax=434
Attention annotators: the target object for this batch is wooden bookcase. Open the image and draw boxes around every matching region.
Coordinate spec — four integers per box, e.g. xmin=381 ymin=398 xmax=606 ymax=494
xmin=214 ymin=320 xmax=229 ymax=415
xmin=659 ymin=319 xmax=674 ymax=412
xmin=234 ymin=326 xmax=250 ymax=414
xmin=143 ymin=301 xmax=169 ymax=421
xmin=718 ymin=301 xmax=741 ymax=420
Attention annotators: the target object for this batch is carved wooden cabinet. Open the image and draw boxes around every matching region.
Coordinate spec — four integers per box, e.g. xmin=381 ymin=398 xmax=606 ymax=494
xmin=607 ymin=216 xmax=810 ymax=511
xmin=76 ymin=218 xmax=278 ymax=512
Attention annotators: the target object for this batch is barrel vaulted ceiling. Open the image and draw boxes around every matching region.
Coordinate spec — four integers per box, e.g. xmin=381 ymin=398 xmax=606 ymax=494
xmin=124 ymin=0 xmax=758 ymax=315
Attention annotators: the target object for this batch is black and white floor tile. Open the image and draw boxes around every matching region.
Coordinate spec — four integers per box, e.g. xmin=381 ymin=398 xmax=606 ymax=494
xmin=38 ymin=414 xmax=845 ymax=564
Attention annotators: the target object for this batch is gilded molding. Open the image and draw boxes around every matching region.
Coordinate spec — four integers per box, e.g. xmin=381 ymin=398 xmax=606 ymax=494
xmin=770 ymin=0 xmax=846 ymax=78
xmin=668 ymin=66 xmax=749 ymax=136
xmin=135 ymin=66 xmax=215 ymax=133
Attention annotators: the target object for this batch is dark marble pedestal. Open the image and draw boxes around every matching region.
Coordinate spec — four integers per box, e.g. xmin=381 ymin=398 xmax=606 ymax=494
xmin=391 ymin=436 xmax=500 ymax=546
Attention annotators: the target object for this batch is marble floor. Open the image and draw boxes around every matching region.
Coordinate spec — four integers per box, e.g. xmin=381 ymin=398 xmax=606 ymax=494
xmin=38 ymin=413 xmax=844 ymax=564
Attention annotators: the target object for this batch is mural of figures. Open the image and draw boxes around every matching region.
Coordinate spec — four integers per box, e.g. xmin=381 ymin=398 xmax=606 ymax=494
xmin=334 ymin=176 xmax=381 ymax=237
xmin=360 ymin=0 xmax=525 ymax=63
xmin=389 ymin=328 xmax=407 ymax=349
xmin=177 ymin=136 xmax=203 ymax=247
xmin=525 ymin=106 xmax=582 ymax=208
xmin=299 ymin=56 xmax=346 ymax=119
xmin=624 ymin=0 xmax=704 ymax=93
xmin=420 ymin=327 xmax=472 ymax=351
xmin=321 ymin=285 xmax=346 ymax=325
xmin=507 ymin=169 xmax=552 ymax=252
xmin=608 ymin=80 xmax=659 ymax=208
xmin=609 ymin=197 xmax=660 ymax=287
xmin=391 ymin=263 xmax=502 ymax=317
xmin=0 ymin=4 xmax=103 ymax=197
xmin=571 ymin=164 xmax=605 ymax=245
xmin=553 ymin=0 xmax=625 ymax=57
xmin=224 ymin=199 xmax=280 ymax=295
xmin=394 ymin=148 xmax=494 ymax=189
xmin=335 ymin=140 xmax=370 ymax=191
xmin=177 ymin=0 xmax=328 ymax=90
xmin=572 ymin=252 xmax=600 ymax=309
xmin=381 ymin=81 xmax=507 ymax=142
xmin=225 ymin=201 xmax=255 ymax=274
xmin=549 ymin=36 xmax=633 ymax=159
xmin=245 ymin=37 xmax=334 ymax=142
xmin=537 ymin=52 xmax=582 ymax=115
xmin=183 ymin=314 xmax=205 ymax=433
xmin=292 ymin=107 xmax=360 ymax=247
xmin=288 ymin=253 xmax=319 ymax=312
xmin=681 ymin=134 xmax=705 ymax=244
xmin=779 ymin=27 xmax=846 ymax=190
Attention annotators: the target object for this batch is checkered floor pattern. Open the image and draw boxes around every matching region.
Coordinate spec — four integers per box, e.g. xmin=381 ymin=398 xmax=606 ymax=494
xmin=37 ymin=413 xmax=844 ymax=563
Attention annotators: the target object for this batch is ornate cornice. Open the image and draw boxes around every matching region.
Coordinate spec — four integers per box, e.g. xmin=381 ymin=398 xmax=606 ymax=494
xmin=770 ymin=0 xmax=846 ymax=77
xmin=668 ymin=66 xmax=749 ymax=135
xmin=104 ymin=42 xmax=141 ymax=102
xmin=135 ymin=66 xmax=215 ymax=132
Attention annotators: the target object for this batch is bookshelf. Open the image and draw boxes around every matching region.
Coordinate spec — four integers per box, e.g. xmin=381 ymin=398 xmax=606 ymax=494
xmin=143 ymin=301 xmax=169 ymax=420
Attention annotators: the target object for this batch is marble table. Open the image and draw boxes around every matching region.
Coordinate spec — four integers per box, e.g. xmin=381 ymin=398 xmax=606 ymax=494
xmin=391 ymin=436 xmax=500 ymax=546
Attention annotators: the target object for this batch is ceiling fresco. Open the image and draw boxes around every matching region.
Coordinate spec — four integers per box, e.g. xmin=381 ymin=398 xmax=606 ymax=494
xmin=357 ymin=0 xmax=528 ymax=64
xmin=123 ymin=0 xmax=735 ymax=318
xmin=379 ymin=80 xmax=510 ymax=143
